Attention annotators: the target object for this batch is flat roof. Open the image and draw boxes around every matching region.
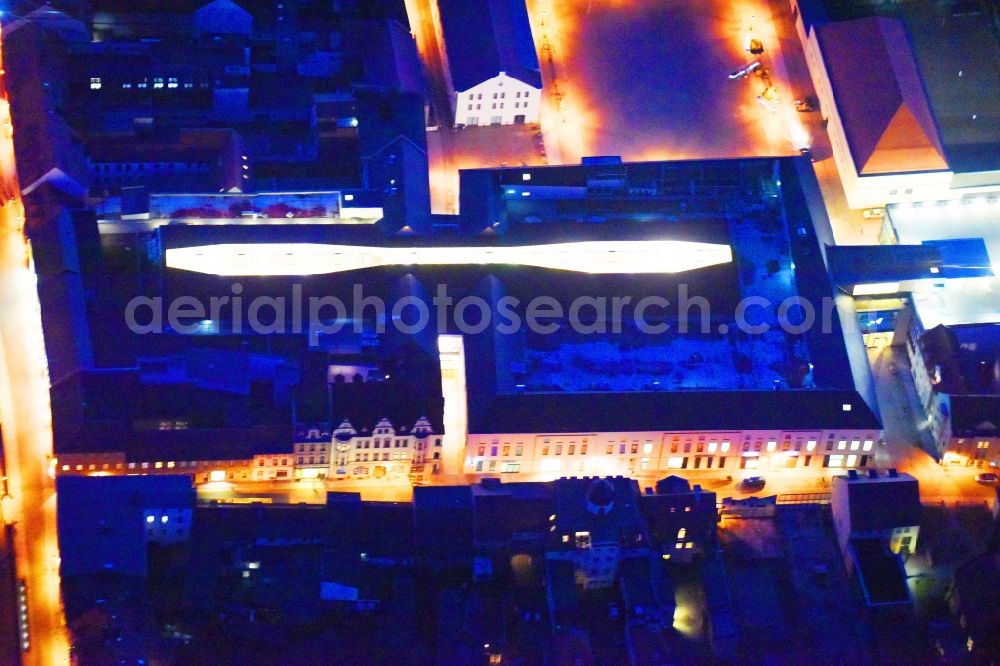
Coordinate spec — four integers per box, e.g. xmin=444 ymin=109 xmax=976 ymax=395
xmin=851 ymin=538 xmax=911 ymax=606
xmin=887 ymin=198 xmax=1000 ymax=327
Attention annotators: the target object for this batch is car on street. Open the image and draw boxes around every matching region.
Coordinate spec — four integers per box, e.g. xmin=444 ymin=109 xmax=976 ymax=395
xmin=740 ymin=476 xmax=766 ymax=492
xmin=728 ymin=60 xmax=762 ymax=80
xmin=794 ymin=98 xmax=815 ymax=112
xmin=975 ymin=472 xmax=999 ymax=484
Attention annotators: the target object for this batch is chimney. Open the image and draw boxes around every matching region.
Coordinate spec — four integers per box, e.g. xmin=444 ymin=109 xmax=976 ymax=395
xmin=847 ymin=470 xmax=859 ymax=481
xmin=887 ymin=468 xmax=899 ymax=478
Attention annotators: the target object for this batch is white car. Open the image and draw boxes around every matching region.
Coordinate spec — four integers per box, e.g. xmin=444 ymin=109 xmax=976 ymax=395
xmin=728 ymin=60 xmax=762 ymax=80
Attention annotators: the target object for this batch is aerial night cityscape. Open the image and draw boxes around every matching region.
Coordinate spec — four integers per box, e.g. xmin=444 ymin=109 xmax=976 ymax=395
xmin=0 ymin=0 xmax=999 ymax=665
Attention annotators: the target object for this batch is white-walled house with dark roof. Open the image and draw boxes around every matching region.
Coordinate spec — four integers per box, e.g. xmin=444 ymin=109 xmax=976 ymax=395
xmin=436 ymin=0 xmax=543 ymax=126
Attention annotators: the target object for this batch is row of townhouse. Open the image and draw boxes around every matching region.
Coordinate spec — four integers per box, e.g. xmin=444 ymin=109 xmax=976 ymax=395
xmin=463 ymin=390 xmax=885 ymax=477
xmin=257 ymin=417 xmax=445 ymax=481
xmin=52 ymin=417 xmax=446 ymax=484
xmin=464 ymin=429 xmax=881 ymax=477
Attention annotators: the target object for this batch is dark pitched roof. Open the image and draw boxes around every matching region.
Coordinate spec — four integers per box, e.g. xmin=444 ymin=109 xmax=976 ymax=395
xmin=348 ymin=19 xmax=427 ymax=96
xmin=640 ymin=491 xmax=718 ymax=547
xmin=470 ymin=390 xmax=881 ymax=434
xmin=949 ymin=395 xmax=1000 ymax=436
xmin=919 ymin=323 xmax=1000 ymax=398
xmin=438 ymin=0 xmax=541 ymax=90
xmin=549 ymin=476 xmax=646 ymax=550
xmin=918 ymin=324 xmax=969 ymax=394
xmin=815 ymin=18 xmax=946 ymax=175
xmin=330 ymin=378 xmax=444 ymax=435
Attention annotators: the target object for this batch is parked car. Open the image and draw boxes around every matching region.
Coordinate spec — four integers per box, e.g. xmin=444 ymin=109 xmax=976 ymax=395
xmin=794 ymin=98 xmax=815 ymax=112
xmin=740 ymin=476 xmax=766 ymax=492
xmin=862 ymin=208 xmax=885 ymax=219
xmin=975 ymin=472 xmax=999 ymax=484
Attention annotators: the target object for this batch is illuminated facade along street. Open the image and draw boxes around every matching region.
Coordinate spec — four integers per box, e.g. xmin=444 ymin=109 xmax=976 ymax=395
xmin=2 ymin=0 xmax=1000 ymax=663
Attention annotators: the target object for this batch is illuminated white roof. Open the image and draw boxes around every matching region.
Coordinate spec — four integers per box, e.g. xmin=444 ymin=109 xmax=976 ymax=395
xmin=889 ymin=197 xmax=1000 ymax=327
xmin=165 ymin=240 xmax=733 ymax=276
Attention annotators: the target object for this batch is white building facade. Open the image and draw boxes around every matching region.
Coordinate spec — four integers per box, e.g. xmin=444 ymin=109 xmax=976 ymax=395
xmin=453 ymin=72 xmax=541 ymax=127
xmin=321 ymin=416 xmax=442 ymax=480
xmin=465 ymin=428 xmax=882 ymax=476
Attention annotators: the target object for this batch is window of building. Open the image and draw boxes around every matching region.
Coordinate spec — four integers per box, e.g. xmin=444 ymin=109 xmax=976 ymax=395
xmin=90 ymin=77 xmax=101 ymax=90
xmin=568 ymin=445 xmax=576 ymax=455
xmin=766 ymin=440 xmax=776 ymax=452
xmin=503 ymin=445 xmax=510 ymax=456
xmin=806 ymin=439 xmax=817 ymax=451
xmin=667 ymin=457 xmax=684 ymax=469
xmin=631 ymin=443 xmax=639 ymax=454
xmin=838 ymin=440 xmax=847 ymax=450
xmin=619 ymin=443 xmax=626 ymax=454
xmin=490 ymin=446 xmax=498 ymax=456
xmin=863 ymin=440 xmax=874 ymax=451
xmin=153 ymin=77 xmax=164 ymax=89
xmin=477 ymin=446 xmax=485 ymax=456
xmin=515 ymin=445 xmax=523 ymax=456
xmin=643 ymin=442 xmax=653 ymax=454
xmin=827 ymin=454 xmax=844 ymax=468
xmin=501 ymin=462 xmax=520 ymax=473
xmin=581 ymin=444 xmax=587 ymax=455
xmin=555 ymin=445 xmax=563 ymax=455
xmin=167 ymin=77 xmax=178 ymax=89
xmin=721 ymin=441 xmax=730 ymax=453
xmin=850 ymin=440 xmax=860 ymax=451
xmin=542 ymin=446 xmax=549 ymax=455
